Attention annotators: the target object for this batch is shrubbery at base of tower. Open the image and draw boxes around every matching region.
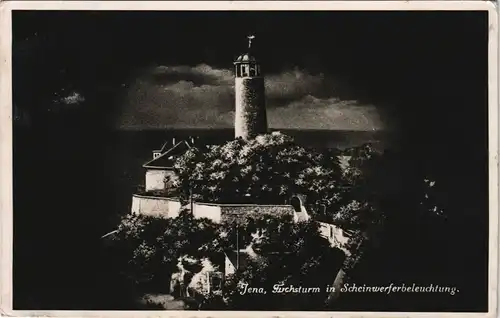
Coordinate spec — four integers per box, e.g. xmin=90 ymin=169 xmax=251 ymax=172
xmin=171 ymin=132 xmax=385 ymax=237
xmin=170 ymin=132 xmax=388 ymax=307
xmin=173 ymin=132 xmax=345 ymax=207
xmin=107 ymin=134 xmax=462 ymax=310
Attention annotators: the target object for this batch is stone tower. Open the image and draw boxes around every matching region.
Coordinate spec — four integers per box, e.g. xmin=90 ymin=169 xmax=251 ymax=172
xmin=234 ymin=35 xmax=268 ymax=140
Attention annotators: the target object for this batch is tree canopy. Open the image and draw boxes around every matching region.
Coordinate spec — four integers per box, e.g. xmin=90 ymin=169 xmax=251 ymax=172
xmin=110 ymin=134 xmax=462 ymax=310
xmin=173 ymin=132 xmax=343 ymax=206
xmin=109 ymin=208 xmax=346 ymax=310
xmin=216 ymin=213 xmax=345 ymax=310
xmin=109 ymin=210 xmax=221 ymax=291
xmin=171 ymin=133 xmax=387 ymax=290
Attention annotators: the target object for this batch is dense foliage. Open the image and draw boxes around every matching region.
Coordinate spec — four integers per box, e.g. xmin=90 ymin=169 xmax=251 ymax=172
xmin=108 ymin=209 xmax=346 ymax=310
xmin=111 ymin=133 xmax=457 ymax=310
xmin=213 ymin=213 xmax=345 ymax=310
xmin=136 ymin=184 xmax=179 ymax=198
xmin=173 ymin=132 xmax=343 ymax=206
xmin=171 ymin=133 xmax=388 ymax=293
xmin=326 ymin=149 xmax=454 ymax=311
xmin=108 ymin=210 xmax=220 ymax=292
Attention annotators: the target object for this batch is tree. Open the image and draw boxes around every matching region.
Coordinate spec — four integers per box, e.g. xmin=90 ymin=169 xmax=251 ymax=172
xmin=216 ymin=213 xmax=345 ymax=310
xmin=109 ymin=210 xmax=221 ymax=293
xmin=109 ymin=213 xmax=175 ymax=290
xmin=173 ymin=132 xmax=342 ymax=205
xmin=326 ymin=148 xmax=454 ymax=311
xmin=172 ymin=138 xmax=408 ymax=310
xmin=320 ymin=145 xmax=389 ymax=307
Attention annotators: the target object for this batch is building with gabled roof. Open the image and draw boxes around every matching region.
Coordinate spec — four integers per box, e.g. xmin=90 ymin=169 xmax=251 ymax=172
xmin=143 ymin=139 xmax=192 ymax=192
xmin=151 ymin=138 xmax=177 ymax=160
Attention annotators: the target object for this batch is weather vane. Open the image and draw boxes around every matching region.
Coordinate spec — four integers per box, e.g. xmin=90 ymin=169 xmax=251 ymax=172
xmin=247 ymin=35 xmax=255 ymax=49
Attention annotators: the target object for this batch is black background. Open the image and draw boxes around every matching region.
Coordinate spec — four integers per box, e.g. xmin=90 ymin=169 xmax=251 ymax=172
xmin=12 ymin=10 xmax=489 ymax=311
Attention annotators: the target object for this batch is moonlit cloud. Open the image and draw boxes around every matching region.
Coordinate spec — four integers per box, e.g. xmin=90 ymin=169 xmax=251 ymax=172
xmin=116 ymin=64 xmax=384 ymax=131
xmin=54 ymin=91 xmax=86 ymax=106
xmin=62 ymin=91 xmax=85 ymax=105
xmin=268 ymin=96 xmax=382 ymax=130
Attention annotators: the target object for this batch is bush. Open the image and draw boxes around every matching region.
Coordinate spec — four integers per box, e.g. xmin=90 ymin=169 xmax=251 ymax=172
xmin=108 ymin=211 xmax=221 ymax=293
xmin=173 ymin=132 xmax=343 ymax=206
xmin=136 ymin=185 xmax=179 ymax=198
xmin=216 ymin=213 xmax=344 ymax=310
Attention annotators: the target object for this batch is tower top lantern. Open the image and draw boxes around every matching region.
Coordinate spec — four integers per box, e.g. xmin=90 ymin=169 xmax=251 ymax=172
xmin=234 ymin=34 xmax=259 ymax=65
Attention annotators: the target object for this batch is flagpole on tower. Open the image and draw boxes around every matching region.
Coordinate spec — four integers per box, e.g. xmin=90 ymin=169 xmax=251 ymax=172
xmin=247 ymin=34 xmax=255 ymax=49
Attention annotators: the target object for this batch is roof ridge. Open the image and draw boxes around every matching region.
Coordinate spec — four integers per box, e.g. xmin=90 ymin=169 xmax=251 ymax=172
xmin=142 ymin=139 xmax=192 ymax=168
xmin=159 ymin=141 xmax=172 ymax=152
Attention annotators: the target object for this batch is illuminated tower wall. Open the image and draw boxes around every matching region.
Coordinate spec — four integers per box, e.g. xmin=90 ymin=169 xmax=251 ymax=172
xmin=234 ymin=36 xmax=268 ymax=140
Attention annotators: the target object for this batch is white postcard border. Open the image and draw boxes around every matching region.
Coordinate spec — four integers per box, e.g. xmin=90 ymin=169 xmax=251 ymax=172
xmin=0 ymin=1 xmax=497 ymax=318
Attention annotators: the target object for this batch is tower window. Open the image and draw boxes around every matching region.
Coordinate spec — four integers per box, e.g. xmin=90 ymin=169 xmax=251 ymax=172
xmin=241 ymin=64 xmax=249 ymax=77
xmin=236 ymin=64 xmax=260 ymax=77
xmin=249 ymin=64 xmax=256 ymax=77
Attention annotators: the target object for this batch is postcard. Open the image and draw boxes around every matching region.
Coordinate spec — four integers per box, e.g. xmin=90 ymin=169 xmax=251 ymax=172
xmin=0 ymin=1 xmax=497 ymax=317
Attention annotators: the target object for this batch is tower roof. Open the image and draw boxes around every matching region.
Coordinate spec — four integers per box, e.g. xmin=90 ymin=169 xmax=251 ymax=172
xmin=234 ymin=34 xmax=259 ymax=64
xmin=234 ymin=53 xmax=258 ymax=63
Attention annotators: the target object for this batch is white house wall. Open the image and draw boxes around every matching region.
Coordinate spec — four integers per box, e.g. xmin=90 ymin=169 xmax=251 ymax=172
xmin=225 ymin=255 xmax=236 ymax=276
xmin=318 ymin=221 xmax=351 ymax=255
xmin=192 ymin=203 xmax=222 ymax=223
xmin=131 ymin=194 xmax=181 ymax=218
xmin=145 ymin=169 xmax=174 ymax=191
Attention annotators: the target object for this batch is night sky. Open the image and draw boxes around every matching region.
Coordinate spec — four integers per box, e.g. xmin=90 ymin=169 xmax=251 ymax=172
xmin=11 ymin=10 xmax=490 ymax=310
xmin=13 ymin=11 xmax=488 ymax=133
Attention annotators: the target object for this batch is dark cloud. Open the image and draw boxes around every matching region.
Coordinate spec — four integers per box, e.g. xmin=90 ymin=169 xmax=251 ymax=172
xmin=117 ymin=64 xmax=383 ymax=130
